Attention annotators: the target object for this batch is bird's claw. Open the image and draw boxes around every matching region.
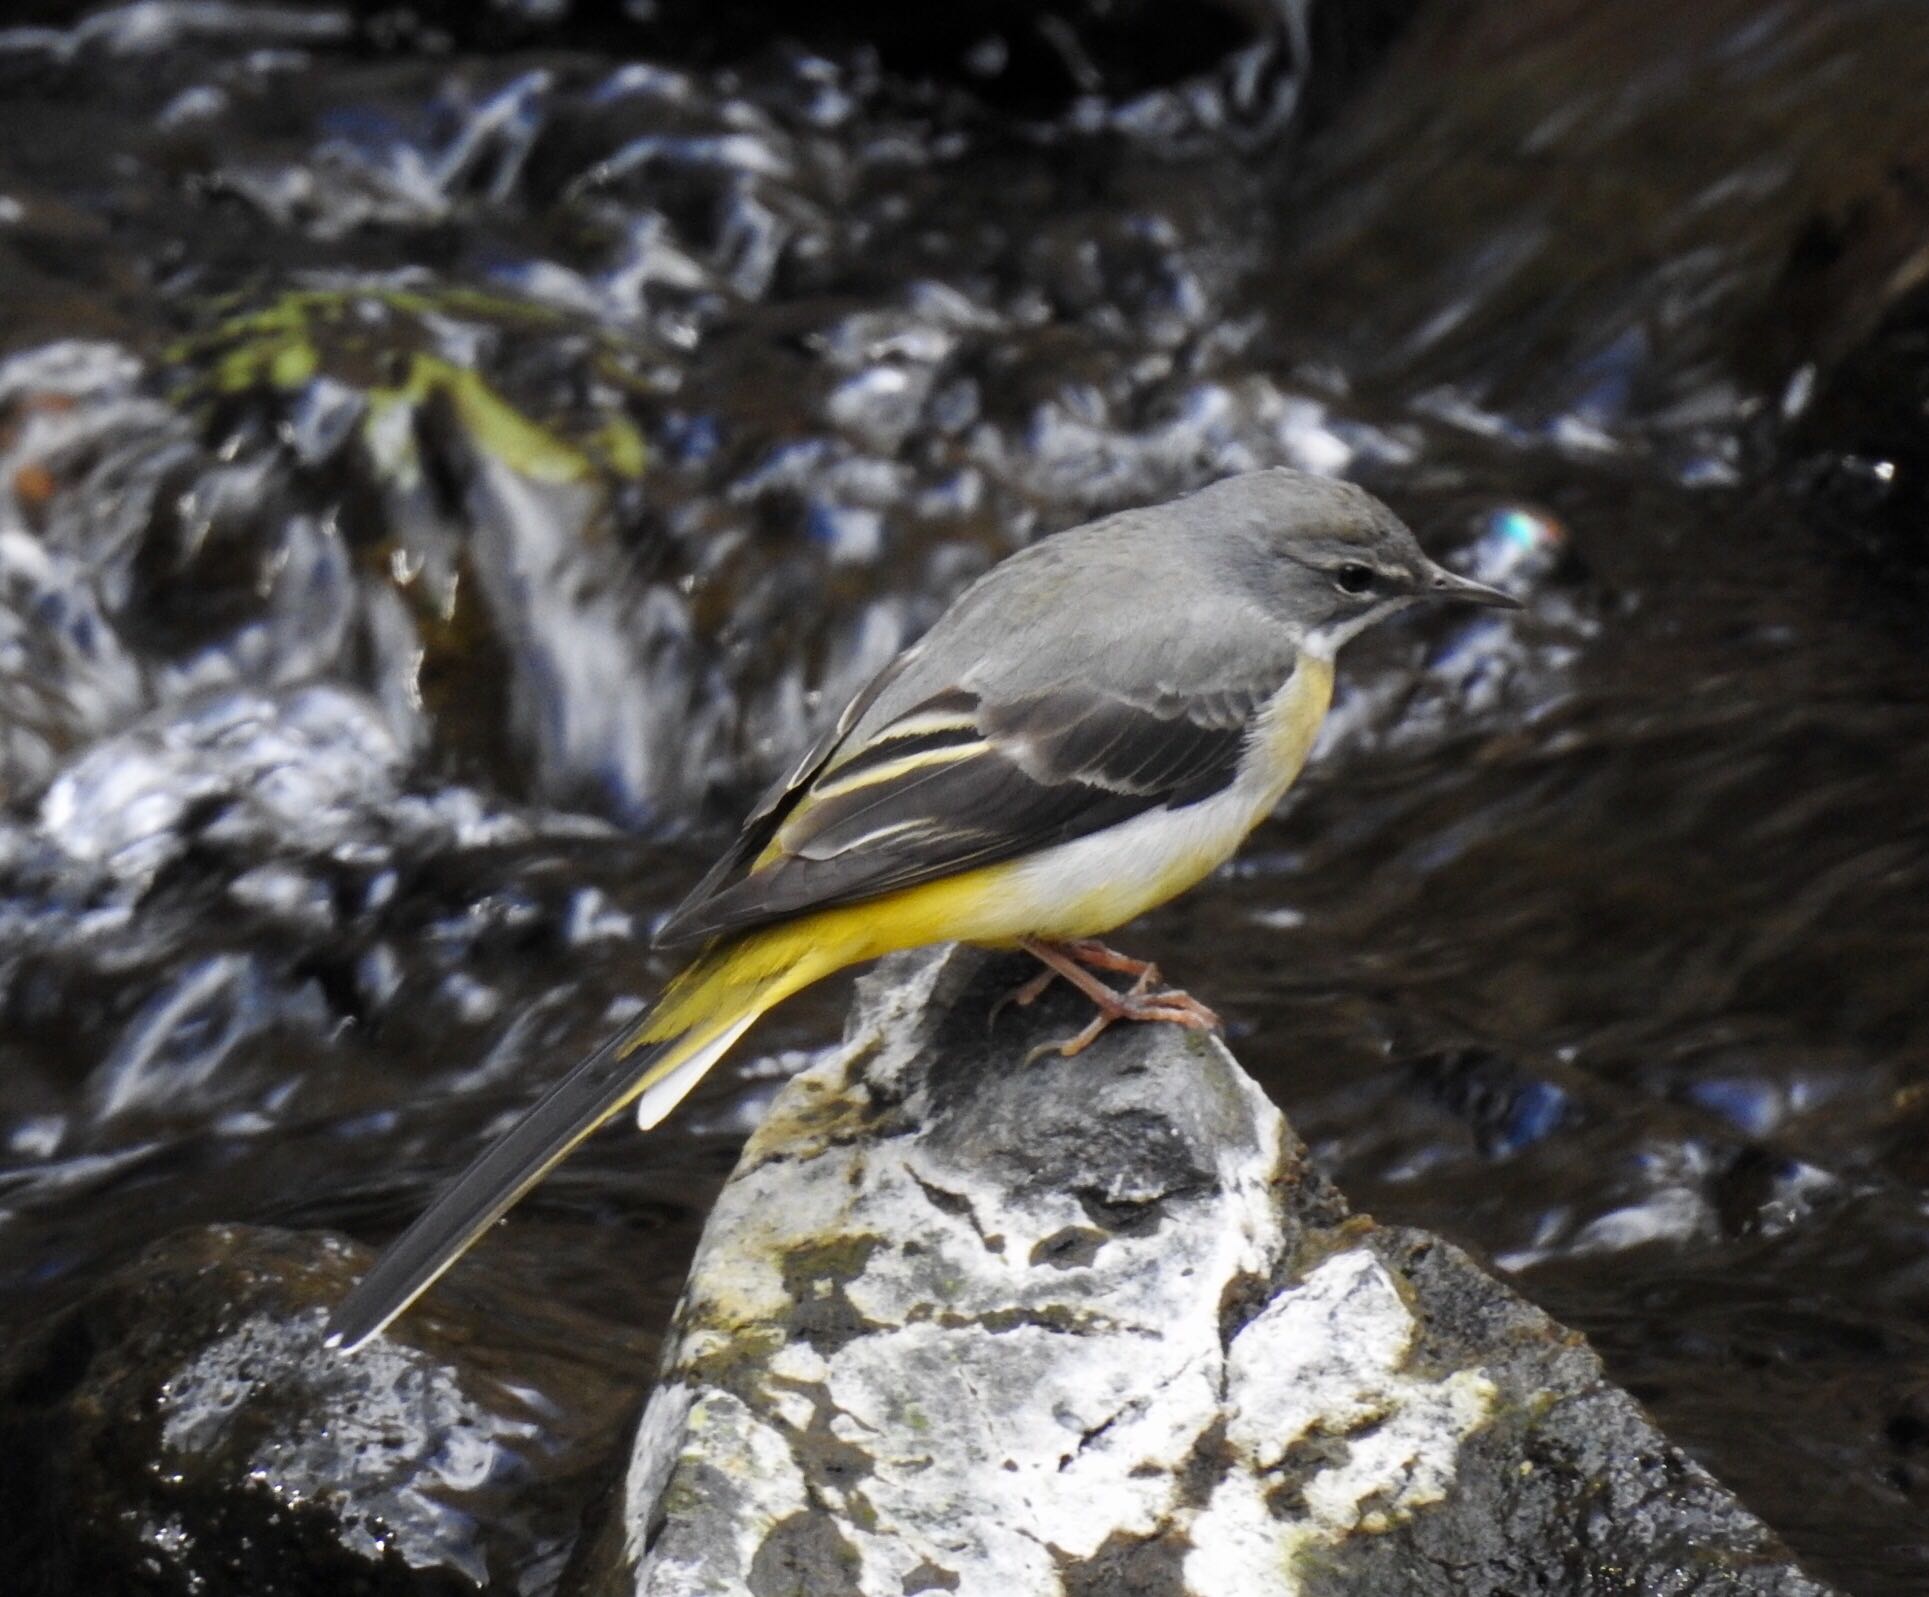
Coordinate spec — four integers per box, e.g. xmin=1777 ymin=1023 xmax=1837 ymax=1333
xmin=1010 ymin=936 xmax=1222 ymax=1061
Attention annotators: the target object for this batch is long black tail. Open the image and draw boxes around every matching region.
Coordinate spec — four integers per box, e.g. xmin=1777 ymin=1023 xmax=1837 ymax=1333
xmin=322 ymin=931 xmax=799 ymax=1352
xmin=323 ymin=1024 xmax=677 ymax=1352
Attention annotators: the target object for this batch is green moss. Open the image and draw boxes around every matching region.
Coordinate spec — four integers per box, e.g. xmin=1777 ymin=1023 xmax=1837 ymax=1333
xmin=589 ymin=414 xmax=648 ymax=479
xmin=382 ymin=354 xmax=596 ymax=484
xmin=266 ymin=337 xmax=319 ymax=389
xmin=168 ymin=281 xmax=646 ymax=486
xmin=657 ymin=1475 xmax=709 ymax=1524
xmin=776 ymin=1234 xmax=887 ymax=1357
xmin=679 ymin=1327 xmax=788 ymax=1393
xmin=842 ymin=1489 xmax=880 ymax=1532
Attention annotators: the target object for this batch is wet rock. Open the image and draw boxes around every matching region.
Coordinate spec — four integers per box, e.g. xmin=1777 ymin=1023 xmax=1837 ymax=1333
xmin=0 ymin=1222 xmax=648 ymax=1597
xmin=568 ymin=946 xmax=1837 ymax=1597
xmin=360 ymin=0 xmax=1305 ymax=114
xmin=1778 ymin=276 xmax=1929 ymax=590
xmin=0 ymin=4 xmax=1467 ymax=844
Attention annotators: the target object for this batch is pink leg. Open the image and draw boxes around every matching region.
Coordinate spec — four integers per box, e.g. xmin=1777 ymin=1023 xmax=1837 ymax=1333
xmin=1059 ymin=938 xmax=1161 ymax=981
xmin=1013 ymin=937 xmax=1223 ymax=1059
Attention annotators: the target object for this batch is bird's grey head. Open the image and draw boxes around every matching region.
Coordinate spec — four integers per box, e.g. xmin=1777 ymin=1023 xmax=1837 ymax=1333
xmin=1183 ymin=468 xmax=1519 ymax=658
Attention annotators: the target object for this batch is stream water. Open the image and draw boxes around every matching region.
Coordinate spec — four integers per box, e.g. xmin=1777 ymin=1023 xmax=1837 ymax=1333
xmin=1 ymin=2 xmax=1927 ymax=1591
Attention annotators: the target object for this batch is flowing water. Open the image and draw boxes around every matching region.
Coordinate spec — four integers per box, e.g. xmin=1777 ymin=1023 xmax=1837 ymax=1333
xmin=1 ymin=2 xmax=1927 ymax=1590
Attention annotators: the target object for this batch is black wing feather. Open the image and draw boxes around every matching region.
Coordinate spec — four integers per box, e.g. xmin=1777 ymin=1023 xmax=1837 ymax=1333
xmin=654 ymin=654 xmax=939 ymax=941
xmin=653 ymin=664 xmax=1293 ymax=949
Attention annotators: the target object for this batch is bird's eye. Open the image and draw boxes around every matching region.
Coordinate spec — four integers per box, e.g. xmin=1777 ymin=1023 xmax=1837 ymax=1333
xmin=1334 ymin=563 xmax=1376 ymax=595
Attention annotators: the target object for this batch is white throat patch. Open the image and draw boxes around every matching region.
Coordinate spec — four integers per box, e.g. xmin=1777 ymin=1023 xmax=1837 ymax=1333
xmin=1302 ymin=596 xmax=1417 ymax=660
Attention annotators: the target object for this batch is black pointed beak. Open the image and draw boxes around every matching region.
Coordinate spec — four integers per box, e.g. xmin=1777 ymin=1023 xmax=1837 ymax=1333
xmin=1419 ymin=561 xmax=1522 ymax=610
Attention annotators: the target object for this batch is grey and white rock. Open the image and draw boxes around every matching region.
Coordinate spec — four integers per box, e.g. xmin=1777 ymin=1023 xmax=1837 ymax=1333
xmin=568 ymin=945 xmax=1838 ymax=1597
xmin=0 ymin=1223 xmax=649 ymax=1596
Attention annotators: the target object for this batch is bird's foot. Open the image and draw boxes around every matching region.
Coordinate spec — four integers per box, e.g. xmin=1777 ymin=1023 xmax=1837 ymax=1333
xmin=1012 ymin=936 xmax=1222 ymax=1061
xmin=990 ymin=938 xmax=1140 ymax=1028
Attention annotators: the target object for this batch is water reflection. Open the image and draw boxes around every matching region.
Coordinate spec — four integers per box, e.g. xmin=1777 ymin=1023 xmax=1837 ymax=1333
xmin=0 ymin=1 xmax=1926 ymax=1591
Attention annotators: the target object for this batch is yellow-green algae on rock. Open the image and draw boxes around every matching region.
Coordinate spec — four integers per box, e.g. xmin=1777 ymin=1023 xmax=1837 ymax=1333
xmin=126 ymin=279 xmax=708 ymax=818
xmin=167 ymin=282 xmax=648 ymax=488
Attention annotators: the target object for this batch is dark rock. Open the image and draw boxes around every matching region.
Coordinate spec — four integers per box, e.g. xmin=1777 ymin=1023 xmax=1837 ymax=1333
xmin=0 ymin=1223 xmax=645 ymax=1597
xmin=1780 ymin=276 xmax=1929 ymax=591
xmin=357 ymin=0 xmax=1295 ymax=112
xmin=0 ymin=0 xmax=1334 ymax=112
xmin=566 ymin=946 xmax=1840 ymax=1596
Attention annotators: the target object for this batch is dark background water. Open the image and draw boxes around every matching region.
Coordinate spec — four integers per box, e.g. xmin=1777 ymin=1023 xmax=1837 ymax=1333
xmin=1 ymin=1 xmax=1927 ymax=1591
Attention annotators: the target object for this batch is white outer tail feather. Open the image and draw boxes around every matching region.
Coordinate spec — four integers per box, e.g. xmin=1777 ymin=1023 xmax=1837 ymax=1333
xmin=635 ymin=1015 xmax=757 ymax=1129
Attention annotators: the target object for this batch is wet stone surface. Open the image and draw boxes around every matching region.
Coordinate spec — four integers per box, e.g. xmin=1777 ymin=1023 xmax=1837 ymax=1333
xmin=574 ymin=948 xmax=1838 ymax=1597
xmin=0 ymin=1222 xmax=652 ymax=1596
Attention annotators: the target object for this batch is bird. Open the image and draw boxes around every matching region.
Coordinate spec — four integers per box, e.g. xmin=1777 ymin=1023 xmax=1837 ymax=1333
xmin=325 ymin=467 xmax=1519 ymax=1352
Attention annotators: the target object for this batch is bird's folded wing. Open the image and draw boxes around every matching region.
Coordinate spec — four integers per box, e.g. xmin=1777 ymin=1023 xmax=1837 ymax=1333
xmin=653 ymin=664 xmax=1292 ymax=948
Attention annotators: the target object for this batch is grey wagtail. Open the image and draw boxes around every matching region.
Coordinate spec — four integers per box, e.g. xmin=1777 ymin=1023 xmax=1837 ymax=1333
xmin=326 ymin=468 xmax=1519 ymax=1351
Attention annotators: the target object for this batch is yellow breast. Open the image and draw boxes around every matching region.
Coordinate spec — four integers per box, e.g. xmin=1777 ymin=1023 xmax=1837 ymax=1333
xmin=1252 ymin=652 xmax=1334 ymax=810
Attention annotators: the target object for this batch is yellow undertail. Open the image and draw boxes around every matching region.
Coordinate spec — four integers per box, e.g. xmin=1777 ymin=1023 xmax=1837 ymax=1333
xmin=323 ymin=866 xmax=1023 ymax=1351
